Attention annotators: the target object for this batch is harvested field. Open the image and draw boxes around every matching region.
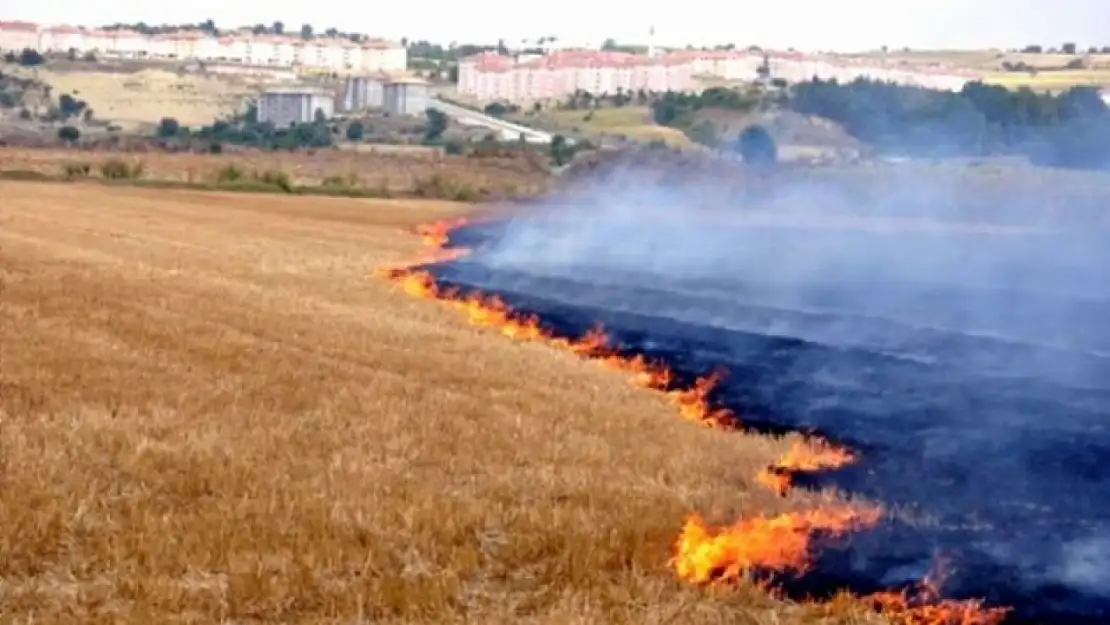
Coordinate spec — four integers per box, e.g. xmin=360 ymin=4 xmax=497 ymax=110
xmin=0 ymin=146 xmax=550 ymax=197
xmin=0 ymin=182 xmax=887 ymax=624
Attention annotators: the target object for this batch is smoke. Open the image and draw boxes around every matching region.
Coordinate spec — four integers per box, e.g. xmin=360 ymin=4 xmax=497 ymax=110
xmin=440 ymin=158 xmax=1110 ymax=620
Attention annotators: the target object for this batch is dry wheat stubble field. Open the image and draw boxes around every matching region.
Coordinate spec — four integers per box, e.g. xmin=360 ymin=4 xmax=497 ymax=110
xmin=0 ymin=181 xmax=883 ymax=624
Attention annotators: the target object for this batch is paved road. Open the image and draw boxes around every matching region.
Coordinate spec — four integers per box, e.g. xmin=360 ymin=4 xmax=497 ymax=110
xmin=427 ymin=97 xmax=558 ymax=144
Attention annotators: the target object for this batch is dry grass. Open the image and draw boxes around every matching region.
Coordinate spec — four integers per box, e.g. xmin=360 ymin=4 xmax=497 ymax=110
xmin=982 ymin=69 xmax=1110 ymax=91
xmin=0 ymin=181 xmax=889 ymax=624
xmin=15 ymin=67 xmax=258 ymax=128
xmin=0 ymin=146 xmax=550 ymax=197
xmin=539 ymin=107 xmax=696 ymax=148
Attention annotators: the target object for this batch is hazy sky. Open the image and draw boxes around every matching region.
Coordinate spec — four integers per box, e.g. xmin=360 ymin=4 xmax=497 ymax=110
xmin=9 ymin=0 xmax=1110 ymax=52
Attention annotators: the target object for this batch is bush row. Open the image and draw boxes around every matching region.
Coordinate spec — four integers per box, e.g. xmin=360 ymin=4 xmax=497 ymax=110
xmin=30 ymin=159 xmax=490 ymax=202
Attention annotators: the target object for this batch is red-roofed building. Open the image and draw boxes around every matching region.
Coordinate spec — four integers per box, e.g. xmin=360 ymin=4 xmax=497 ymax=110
xmin=0 ymin=19 xmax=406 ymax=73
xmin=458 ymin=47 xmax=979 ymax=103
xmin=0 ymin=20 xmax=41 ymax=51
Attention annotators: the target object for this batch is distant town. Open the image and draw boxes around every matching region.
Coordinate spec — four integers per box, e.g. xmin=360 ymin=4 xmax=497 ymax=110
xmin=0 ymin=18 xmax=984 ymax=106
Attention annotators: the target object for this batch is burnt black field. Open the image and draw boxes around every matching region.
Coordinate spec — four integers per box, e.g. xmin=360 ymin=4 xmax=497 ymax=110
xmin=427 ymin=169 xmax=1110 ymax=624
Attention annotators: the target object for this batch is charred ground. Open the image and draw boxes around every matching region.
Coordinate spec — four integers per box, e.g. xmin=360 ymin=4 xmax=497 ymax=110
xmin=430 ymin=157 xmax=1110 ymax=624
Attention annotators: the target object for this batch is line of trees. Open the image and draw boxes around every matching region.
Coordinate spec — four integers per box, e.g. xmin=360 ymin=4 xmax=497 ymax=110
xmin=787 ymin=77 xmax=1110 ymax=167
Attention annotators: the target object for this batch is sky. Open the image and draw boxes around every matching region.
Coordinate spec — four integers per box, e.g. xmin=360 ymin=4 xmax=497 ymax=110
xmin=9 ymin=0 xmax=1110 ymax=52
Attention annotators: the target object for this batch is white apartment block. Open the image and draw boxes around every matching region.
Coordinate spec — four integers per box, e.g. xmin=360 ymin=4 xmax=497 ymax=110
xmin=0 ymin=20 xmax=406 ymax=74
xmin=458 ymin=49 xmax=980 ymax=103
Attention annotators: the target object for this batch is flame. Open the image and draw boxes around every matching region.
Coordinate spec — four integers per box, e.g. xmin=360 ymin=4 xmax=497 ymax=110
xmin=757 ymin=438 xmax=857 ymax=496
xmin=864 ymin=560 xmax=1010 ymax=625
xmin=376 ymin=214 xmax=1009 ymax=625
xmin=673 ymin=504 xmax=884 ymax=583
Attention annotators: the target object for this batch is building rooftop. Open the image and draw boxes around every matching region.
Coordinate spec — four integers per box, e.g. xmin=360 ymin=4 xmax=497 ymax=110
xmin=262 ymin=86 xmax=333 ymax=96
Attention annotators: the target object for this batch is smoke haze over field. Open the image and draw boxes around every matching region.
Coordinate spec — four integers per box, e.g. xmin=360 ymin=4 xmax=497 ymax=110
xmin=435 ymin=163 xmax=1110 ymax=621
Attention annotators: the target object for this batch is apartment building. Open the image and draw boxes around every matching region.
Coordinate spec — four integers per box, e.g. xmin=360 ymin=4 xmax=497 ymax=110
xmin=0 ymin=20 xmax=406 ymax=74
xmin=458 ymin=49 xmax=979 ymax=103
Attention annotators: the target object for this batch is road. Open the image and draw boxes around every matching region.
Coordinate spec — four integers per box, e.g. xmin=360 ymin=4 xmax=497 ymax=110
xmin=427 ymin=97 xmax=559 ymax=144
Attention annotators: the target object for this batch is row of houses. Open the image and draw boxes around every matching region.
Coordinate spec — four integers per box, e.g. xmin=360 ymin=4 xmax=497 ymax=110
xmin=458 ymin=49 xmax=981 ymax=103
xmin=0 ymin=20 xmax=406 ymax=74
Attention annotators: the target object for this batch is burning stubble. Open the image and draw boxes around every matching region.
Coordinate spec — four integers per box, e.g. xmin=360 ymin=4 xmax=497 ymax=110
xmin=376 ymin=215 xmax=1011 ymax=624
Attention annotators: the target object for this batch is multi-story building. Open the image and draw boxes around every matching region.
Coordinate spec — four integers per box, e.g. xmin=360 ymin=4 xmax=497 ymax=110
xmin=458 ymin=49 xmax=980 ymax=103
xmin=0 ymin=20 xmax=406 ymax=74
xmin=257 ymin=87 xmax=335 ymax=126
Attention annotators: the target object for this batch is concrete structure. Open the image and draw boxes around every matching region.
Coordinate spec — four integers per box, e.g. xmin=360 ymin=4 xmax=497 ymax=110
xmin=0 ymin=21 xmax=406 ymax=74
xmin=382 ymin=78 xmax=430 ymax=116
xmin=257 ymin=87 xmax=335 ymax=127
xmin=457 ymin=49 xmax=980 ymax=103
xmin=341 ymin=74 xmax=387 ymax=111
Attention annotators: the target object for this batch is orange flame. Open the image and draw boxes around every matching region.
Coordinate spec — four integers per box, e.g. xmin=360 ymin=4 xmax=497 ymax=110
xmin=757 ymin=438 xmax=857 ymax=496
xmin=673 ymin=504 xmax=884 ymax=583
xmin=376 ymin=215 xmax=1009 ymax=625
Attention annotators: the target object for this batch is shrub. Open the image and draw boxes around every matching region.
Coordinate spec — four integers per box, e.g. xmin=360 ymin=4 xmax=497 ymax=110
xmin=57 ymin=125 xmax=80 ymax=143
xmin=62 ymin=162 xmax=91 ymax=178
xmin=252 ymin=169 xmax=292 ymax=192
xmin=215 ymin=164 xmax=246 ymax=184
xmin=736 ymin=124 xmax=778 ymax=167
xmin=99 ymin=158 xmax=144 ymax=180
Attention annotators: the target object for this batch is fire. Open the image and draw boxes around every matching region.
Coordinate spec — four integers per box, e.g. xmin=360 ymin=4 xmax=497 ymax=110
xmin=864 ymin=561 xmax=1010 ymax=625
xmin=757 ymin=438 xmax=857 ymax=496
xmin=673 ymin=504 xmax=884 ymax=583
xmin=376 ymin=214 xmax=1009 ymax=625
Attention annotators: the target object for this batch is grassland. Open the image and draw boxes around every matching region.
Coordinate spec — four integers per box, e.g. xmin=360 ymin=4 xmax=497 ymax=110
xmin=0 ymin=181 xmax=894 ymax=624
xmin=12 ymin=66 xmax=258 ymax=128
xmin=0 ymin=146 xmax=550 ymax=199
xmin=524 ymin=106 xmax=697 ymax=148
xmin=850 ymin=49 xmax=1110 ymax=91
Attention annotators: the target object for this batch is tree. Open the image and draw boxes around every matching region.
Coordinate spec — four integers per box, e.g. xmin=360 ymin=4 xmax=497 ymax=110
xmin=272 ymin=21 xmax=284 ymax=35
xmin=484 ymin=102 xmax=508 ymax=118
xmin=549 ymin=134 xmax=573 ymax=166
xmin=424 ymin=108 xmax=448 ymax=140
xmin=157 ymin=117 xmax=181 ymax=137
xmin=346 ymin=120 xmax=365 ymax=140
xmin=57 ymin=125 xmax=80 ymax=143
xmin=314 ymin=107 xmax=327 ymax=123
xmin=1062 ymin=42 xmax=1077 ymax=55
xmin=1022 ymin=44 xmax=1043 ymax=53
xmin=736 ymin=124 xmax=777 ymax=167
xmin=301 ymin=24 xmax=313 ymax=39
xmin=18 ymin=48 xmax=44 ymax=66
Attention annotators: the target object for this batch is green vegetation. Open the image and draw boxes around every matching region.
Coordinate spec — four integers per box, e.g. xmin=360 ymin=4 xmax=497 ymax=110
xmin=156 ymin=106 xmax=334 ymax=150
xmin=787 ymin=78 xmax=1110 ymax=167
xmin=647 ymin=88 xmax=764 ymax=147
xmin=56 ymin=126 xmax=80 ymax=144
xmin=736 ymin=125 xmax=777 ymax=166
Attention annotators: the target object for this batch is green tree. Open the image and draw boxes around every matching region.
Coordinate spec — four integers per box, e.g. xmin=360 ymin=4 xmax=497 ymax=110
xmin=424 ymin=108 xmax=448 ymax=140
xmin=549 ymin=134 xmax=573 ymax=166
xmin=1062 ymin=42 xmax=1077 ymax=54
xmin=300 ymin=24 xmax=313 ymax=39
xmin=157 ymin=117 xmax=181 ymax=137
xmin=57 ymin=125 xmax=80 ymax=143
xmin=736 ymin=125 xmax=777 ymax=167
xmin=484 ymin=102 xmax=508 ymax=118
xmin=18 ymin=48 xmax=44 ymax=66
xmin=346 ymin=120 xmax=365 ymax=140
